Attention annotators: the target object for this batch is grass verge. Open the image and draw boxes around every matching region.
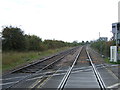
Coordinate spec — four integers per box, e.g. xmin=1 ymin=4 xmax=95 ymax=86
xmin=2 ymin=47 xmax=72 ymax=72
xmin=104 ymin=58 xmax=120 ymax=64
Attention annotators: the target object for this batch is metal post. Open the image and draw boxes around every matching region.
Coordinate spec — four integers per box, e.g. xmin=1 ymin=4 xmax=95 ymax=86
xmin=115 ymin=24 xmax=118 ymax=61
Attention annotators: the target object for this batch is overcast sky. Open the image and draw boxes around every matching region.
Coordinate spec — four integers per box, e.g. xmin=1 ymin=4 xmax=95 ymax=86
xmin=0 ymin=0 xmax=119 ymax=42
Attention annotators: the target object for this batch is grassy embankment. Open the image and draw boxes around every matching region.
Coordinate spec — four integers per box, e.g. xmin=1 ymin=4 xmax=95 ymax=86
xmin=104 ymin=48 xmax=120 ymax=64
xmin=2 ymin=47 xmax=71 ymax=72
xmin=91 ymin=47 xmax=120 ymax=64
xmin=104 ymin=58 xmax=120 ymax=64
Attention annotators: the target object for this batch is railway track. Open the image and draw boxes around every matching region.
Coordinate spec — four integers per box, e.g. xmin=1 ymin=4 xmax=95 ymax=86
xmin=2 ymin=46 xmax=80 ymax=89
xmin=89 ymin=47 xmax=120 ymax=80
xmin=86 ymin=49 xmax=106 ymax=89
xmin=57 ymin=46 xmax=83 ymax=89
xmin=57 ymin=46 xmax=106 ymax=90
xmin=2 ymin=46 xmax=119 ymax=89
xmin=22 ymin=46 xmax=106 ymax=89
xmin=10 ymin=47 xmax=78 ymax=74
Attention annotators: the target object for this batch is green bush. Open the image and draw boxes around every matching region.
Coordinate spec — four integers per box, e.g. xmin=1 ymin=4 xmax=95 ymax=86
xmin=2 ymin=26 xmax=80 ymax=52
xmin=91 ymin=41 xmax=115 ymax=57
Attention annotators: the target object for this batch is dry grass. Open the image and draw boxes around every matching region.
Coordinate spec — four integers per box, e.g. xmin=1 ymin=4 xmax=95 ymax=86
xmin=2 ymin=47 xmax=71 ymax=72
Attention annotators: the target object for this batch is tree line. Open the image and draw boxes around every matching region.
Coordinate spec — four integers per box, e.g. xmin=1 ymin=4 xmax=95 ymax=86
xmin=2 ymin=26 xmax=81 ymax=51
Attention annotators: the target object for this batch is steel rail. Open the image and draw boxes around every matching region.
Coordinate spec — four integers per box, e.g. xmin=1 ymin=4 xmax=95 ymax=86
xmin=57 ymin=46 xmax=83 ymax=90
xmin=35 ymin=56 xmax=65 ymax=73
xmin=89 ymin=46 xmax=120 ymax=80
xmin=4 ymin=47 xmax=79 ymax=89
xmin=86 ymin=49 xmax=106 ymax=90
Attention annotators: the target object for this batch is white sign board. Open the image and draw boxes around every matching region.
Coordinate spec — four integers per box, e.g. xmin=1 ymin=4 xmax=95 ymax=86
xmin=110 ymin=46 xmax=117 ymax=62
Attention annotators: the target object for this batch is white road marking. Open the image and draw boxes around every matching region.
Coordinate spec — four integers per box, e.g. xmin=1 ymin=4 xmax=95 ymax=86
xmin=0 ymin=81 xmax=18 ymax=85
xmin=107 ymin=83 xmax=120 ymax=88
xmin=111 ymin=65 xmax=118 ymax=67
xmin=1 ymin=76 xmax=26 ymax=80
